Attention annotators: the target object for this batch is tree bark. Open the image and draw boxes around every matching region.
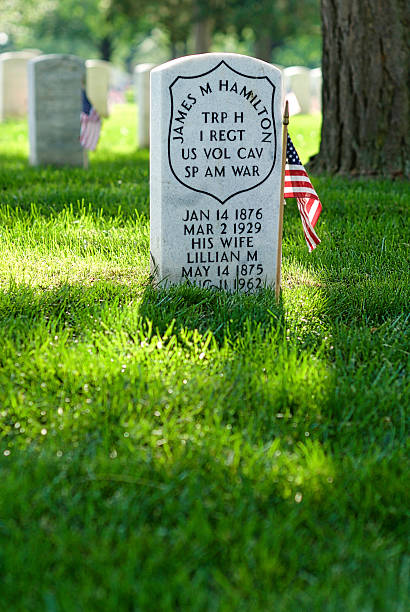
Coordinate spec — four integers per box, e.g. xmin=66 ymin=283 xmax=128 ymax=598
xmin=194 ymin=18 xmax=213 ymax=54
xmin=254 ymin=34 xmax=273 ymax=63
xmin=309 ymin=0 xmax=409 ymax=177
xmin=170 ymin=41 xmax=178 ymax=59
xmin=99 ymin=35 xmax=113 ymax=62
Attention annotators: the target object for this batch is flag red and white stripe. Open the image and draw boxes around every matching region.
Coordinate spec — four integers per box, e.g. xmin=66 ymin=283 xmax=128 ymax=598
xmin=80 ymin=107 xmax=101 ymax=151
xmin=80 ymin=89 xmax=101 ymax=151
xmin=285 ymin=135 xmax=322 ymax=251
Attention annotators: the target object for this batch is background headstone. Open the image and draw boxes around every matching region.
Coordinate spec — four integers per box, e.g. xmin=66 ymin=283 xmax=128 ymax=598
xmin=0 ymin=51 xmax=41 ymax=121
xmin=150 ymin=53 xmax=283 ymax=292
xmin=109 ymin=66 xmax=129 ymax=90
xmin=286 ymin=92 xmax=301 ymax=116
xmin=107 ymin=66 xmax=128 ymax=108
xmin=21 ymin=49 xmax=42 ymax=56
xmin=310 ymin=67 xmax=322 ymax=114
xmin=134 ymin=63 xmax=154 ymax=149
xmin=86 ymin=59 xmax=110 ymax=117
xmin=283 ymin=66 xmax=311 ymax=114
xmin=28 ymin=54 xmax=85 ymax=167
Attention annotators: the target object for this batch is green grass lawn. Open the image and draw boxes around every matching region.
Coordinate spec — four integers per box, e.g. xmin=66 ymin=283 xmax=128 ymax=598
xmin=0 ymin=105 xmax=409 ymax=611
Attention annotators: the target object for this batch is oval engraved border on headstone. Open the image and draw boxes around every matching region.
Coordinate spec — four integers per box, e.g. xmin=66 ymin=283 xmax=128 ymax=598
xmin=168 ymin=60 xmax=277 ymax=204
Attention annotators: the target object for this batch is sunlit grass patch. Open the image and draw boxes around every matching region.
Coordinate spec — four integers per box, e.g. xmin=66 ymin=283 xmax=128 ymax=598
xmin=0 ymin=201 xmax=150 ymax=289
xmin=288 ymin=113 xmax=321 ymax=163
xmin=282 ymin=258 xmax=324 ymax=288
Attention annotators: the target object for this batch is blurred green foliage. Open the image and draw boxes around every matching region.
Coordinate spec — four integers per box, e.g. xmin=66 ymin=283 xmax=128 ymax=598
xmin=1 ymin=0 xmax=321 ymax=68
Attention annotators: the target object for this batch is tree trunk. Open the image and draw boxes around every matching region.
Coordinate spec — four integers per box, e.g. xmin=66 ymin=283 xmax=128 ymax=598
xmin=170 ymin=40 xmax=178 ymax=59
xmin=194 ymin=18 xmax=213 ymax=54
xmin=309 ymin=0 xmax=409 ymax=177
xmin=99 ymin=35 xmax=113 ymax=62
xmin=254 ymin=34 xmax=273 ymax=63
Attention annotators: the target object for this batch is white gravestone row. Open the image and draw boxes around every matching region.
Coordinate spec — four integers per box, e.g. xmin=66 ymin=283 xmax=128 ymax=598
xmin=310 ymin=67 xmax=322 ymax=113
xmin=86 ymin=59 xmax=111 ymax=117
xmin=28 ymin=54 xmax=85 ymax=167
xmin=0 ymin=50 xmax=41 ymax=121
xmin=134 ymin=63 xmax=154 ymax=149
xmin=110 ymin=66 xmax=129 ymax=90
xmin=283 ymin=66 xmax=311 ymax=114
xmin=283 ymin=66 xmax=322 ymax=115
xmin=21 ymin=49 xmax=42 ymax=56
xmin=150 ymin=53 xmax=284 ymax=292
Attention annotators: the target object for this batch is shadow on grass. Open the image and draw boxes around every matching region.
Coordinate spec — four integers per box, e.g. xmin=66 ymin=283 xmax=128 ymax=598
xmin=138 ymin=282 xmax=285 ymax=344
xmin=0 ymin=278 xmax=285 ymax=350
xmin=1 ymin=428 xmax=407 ymax=611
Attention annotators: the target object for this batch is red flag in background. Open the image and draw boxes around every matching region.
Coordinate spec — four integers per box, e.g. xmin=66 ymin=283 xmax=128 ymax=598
xmin=80 ymin=89 xmax=101 ymax=151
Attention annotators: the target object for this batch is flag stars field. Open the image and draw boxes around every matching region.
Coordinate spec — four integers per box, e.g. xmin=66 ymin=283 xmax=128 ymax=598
xmin=0 ymin=105 xmax=408 ymax=610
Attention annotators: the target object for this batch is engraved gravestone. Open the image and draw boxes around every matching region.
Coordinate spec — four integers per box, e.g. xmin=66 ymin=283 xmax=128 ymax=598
xmin=28 ymin=54 xmax=85 ymax=167
xmin=150 ymin=53 xmax=283 ymax=291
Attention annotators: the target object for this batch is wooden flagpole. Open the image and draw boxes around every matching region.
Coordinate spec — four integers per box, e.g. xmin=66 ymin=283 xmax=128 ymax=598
xmin=275 ymin=100 xmax=289 ymax=303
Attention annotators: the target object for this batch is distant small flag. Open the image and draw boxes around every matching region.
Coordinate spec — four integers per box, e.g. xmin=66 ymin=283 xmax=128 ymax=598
xmin=80 ymin=89 xmax=101 ymax=151
xmin=285 ymin=134 xmax=322 ymax=251
xmin=108 ymin=88 xmax=126 ymax=107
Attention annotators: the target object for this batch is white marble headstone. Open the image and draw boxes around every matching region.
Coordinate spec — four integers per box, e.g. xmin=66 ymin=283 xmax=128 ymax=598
xmin=86 ymin=59 xmax=110 ymax=117
xmin=310 ymin=68 xmax=322 ymax=114
xmin=21 ymin=49 xmax=43 ymax=56
xmin=134 ymin=63 xmax=154 ymax=148
xmin=0 ymin=51 xmax=40 ymax=120
xmin=284 ymin=66 xmax=311 ymax=115
xmin=28 ymin=54 xmax=85 ymax=167
xmin=110 ymin=66 xmax=129 ymax=90
xmin=150 ymin=53 xmax=284 ymax=292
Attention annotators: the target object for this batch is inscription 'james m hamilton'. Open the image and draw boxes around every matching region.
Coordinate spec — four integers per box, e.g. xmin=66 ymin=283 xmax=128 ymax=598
xmin=168 ymin=60 xmax=277 ymax=204
xmin=150 ymin=53 xmax=283 ymax=293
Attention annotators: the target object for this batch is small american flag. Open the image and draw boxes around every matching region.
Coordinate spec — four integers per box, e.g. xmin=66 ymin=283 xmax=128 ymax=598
xmin=285 ymin=134 xmax=322 ymax=251
xmin=80 ymin=89 xmax=101 ymax=151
